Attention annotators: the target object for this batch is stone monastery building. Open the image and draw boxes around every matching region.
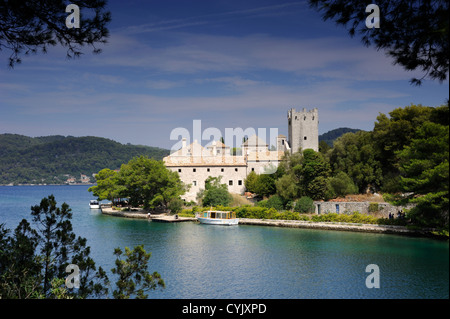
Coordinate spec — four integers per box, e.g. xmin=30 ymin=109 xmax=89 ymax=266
xmin=163 ymin=108 xmax=319 ymax=202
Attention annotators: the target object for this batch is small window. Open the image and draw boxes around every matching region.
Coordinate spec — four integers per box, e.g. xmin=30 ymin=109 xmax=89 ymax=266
xmin=193 ymin=181 xmax=197 ymax=186
xmin=304 ymin=116 xmax=306 ymax=120
xmin=312 ymin=116 xmax=315 ymax=120
xmin=304 ymin=136 xmax=307 ymax=140
xmin=221 ymin=168 xmax=224 ymax=172
xmin=235 ymin=168 xmax=238 ymax=172
xmin=336 ymin=204 xmax=340 ymax=214
xmin=207 ymin=168 xmax=210 ymax=172
xmin=229 ymin=180 xmax=233 ymax=186
xmin=282 ymin=140 xmax=284 ymax=145
xmin=295 ymin=116 xmax=298 ymax=120
xmin=251 ymin=168 xmax=255 ymax=171
xmin=193 ymin=168 xmax=196 ymax=172
xmin=238 ymin=180 xmax=242 ymax=186
xmin=178 ymin=169 xmax=182 ymax=173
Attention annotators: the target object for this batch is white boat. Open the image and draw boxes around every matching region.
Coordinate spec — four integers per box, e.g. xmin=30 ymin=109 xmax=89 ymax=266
xmin=196 ymin=210 xmax=239 ymax=226
xmin=89 ymin=200 xmax=100 ymax=209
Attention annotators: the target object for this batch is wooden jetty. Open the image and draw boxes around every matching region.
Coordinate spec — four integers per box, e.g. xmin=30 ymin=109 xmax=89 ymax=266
xmin=151 ymin=215 xmax=197 ymax=223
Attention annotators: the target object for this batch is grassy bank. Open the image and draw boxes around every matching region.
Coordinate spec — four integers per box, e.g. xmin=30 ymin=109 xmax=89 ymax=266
xmin=179 ymin=205 xmax=401 ymax=225
xmin=179 ymin=205 xmax=449 ymax=238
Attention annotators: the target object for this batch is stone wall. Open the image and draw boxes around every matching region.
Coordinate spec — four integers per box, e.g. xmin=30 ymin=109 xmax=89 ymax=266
xmin=288 ymin=108 xmax=319 ymax=153
xmin=313 ymin=201 xmax=416 ymax=218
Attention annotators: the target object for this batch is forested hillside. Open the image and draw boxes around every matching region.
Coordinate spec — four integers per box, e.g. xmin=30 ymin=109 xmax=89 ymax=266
xmin=319 ymin=127 xmax=361 ymax=146
xmin=0 ymin=134 xmax=169 ymax=185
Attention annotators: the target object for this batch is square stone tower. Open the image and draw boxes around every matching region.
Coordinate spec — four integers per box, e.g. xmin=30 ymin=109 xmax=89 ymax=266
xmin=287 ymin=108 xmax=319 ymax=153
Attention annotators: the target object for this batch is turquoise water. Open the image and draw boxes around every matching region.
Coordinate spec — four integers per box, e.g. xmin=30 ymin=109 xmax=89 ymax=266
xmin=0 ymin=185 xmax=448 ymax=299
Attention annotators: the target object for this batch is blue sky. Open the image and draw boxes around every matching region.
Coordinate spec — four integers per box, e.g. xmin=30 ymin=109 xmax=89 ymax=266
xmin=0 ymin=0 xmax=448 ymax=149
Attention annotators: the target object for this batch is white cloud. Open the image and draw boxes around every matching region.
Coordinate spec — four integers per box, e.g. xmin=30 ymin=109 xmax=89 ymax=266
xmin=87 ymin=31 xmax=424 ymax=83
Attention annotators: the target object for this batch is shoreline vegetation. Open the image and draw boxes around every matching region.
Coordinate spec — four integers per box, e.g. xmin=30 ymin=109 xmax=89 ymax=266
xmin=100 ymin=205 xmax=448 ymax=240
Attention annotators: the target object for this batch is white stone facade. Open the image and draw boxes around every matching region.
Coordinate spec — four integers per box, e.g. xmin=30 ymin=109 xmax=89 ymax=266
xmin=164 ymin=108 xmax=319 ymax=202
xmin=164 ymin=136 xmax=283 ymax=202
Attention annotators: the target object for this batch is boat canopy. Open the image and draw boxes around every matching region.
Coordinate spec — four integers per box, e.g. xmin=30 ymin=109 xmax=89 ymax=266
xmin=201 ymin=211 xmax=236 ymax=219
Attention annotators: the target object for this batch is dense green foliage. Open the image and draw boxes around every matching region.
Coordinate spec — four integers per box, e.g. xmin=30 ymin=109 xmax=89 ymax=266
xmin=180 ymin=205 xmax=399 ymax=225
xmin=244 ymin=104 xmax=449 ymax=229
xmin=326 ymin=171 xmax=359 ymax=198
xmin=89 ymin=156 xmax=185 ymax=210
xmin=328 ymin=130 xmax=383 ymax=192
xmin=111 ymin=245 xmax=165 ymax=299
xmin=199 ymin=176 xmax=233 ymax=207
xmin=0 ymin=134 xmax=169 ymax=185
xmin=0 ymin=196 xmax=163 ymax=299
xmin=294 ymin=196 xmax=315 ymax=213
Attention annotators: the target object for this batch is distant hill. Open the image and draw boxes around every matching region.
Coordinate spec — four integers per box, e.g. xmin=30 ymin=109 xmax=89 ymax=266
xmin=0 ymin=134 xmax=170 ymax=185
xmin=319 ymin=127 xmax=361 ymax=147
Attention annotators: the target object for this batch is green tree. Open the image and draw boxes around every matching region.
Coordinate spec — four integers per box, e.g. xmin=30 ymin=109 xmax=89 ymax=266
xmin=88 ymin=168 xmax=124 ymax=201
xmin=297 ymin=149 xmax=331 ymax=200
xmin=275 ymin=174 xmax=299 ymax=202
xmin=168 ymin=197 xmax=184 ymax=215
xmin=202 ymin=187 xmax=232 ymax=207
xmin=0 ymin=220 xmax=41 ymax=298
xmin=327 ymin=171 xmax=358 ymax=198
xmin=116 ymin=156 xmax=185 ymax=210
xmin=1 ymin=0 xmax=111 ymax=67
xmin=372 ymin=104 xmax=435 ymax=173
xmin=201 ymin=176 xmax=232 ymax=207
xmin=397 ymin=119 xmax=449 ymax=227
xmin=111 ymin=245 xmax=165 ymax=299
xmin=319 ymin=140 xmax=331 ymax=154
xmin=294 ymin=196 xmax=315 ymax=213
xmin=254 ymin=174 xmax=276 ymax=198
xmin=308 ymin=0 xmax=449 ymax=85
xmin=371 ymin=104 xmax=448 ymax=192
xmin=30 ymin=195 xmax=108 ymax=297
xmin=265 ymin=195 xmax=285 ymax=211
xmin=244 ymin=170 xmax=258 ymax=193
xmin=328 ymin=131 xmax=383 ymax=192
xmin=1 ymin=196 xmax=167 ymax=299
xmin=0 ymin=196 xmax=108 ymax=299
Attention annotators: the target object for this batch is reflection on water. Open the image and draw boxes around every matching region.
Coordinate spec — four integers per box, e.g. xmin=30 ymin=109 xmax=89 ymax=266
xmin=0 ymin=185 xmax=448 ymax=299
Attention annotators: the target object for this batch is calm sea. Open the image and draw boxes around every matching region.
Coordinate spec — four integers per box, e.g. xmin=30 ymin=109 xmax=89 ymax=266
xmin=0 ymin=185 xmax=448 ymax=299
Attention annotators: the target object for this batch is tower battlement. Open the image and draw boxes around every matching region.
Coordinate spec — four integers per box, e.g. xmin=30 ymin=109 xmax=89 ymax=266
xmin=287 ymin=108 xmax=319 ymax=153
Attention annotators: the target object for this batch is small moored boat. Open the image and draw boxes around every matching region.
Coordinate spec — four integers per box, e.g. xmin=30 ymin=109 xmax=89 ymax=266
xmin=89 ymin=200 xmax=100 ymax=209
xmin=196 ymin=210 xmax=239 ymax=226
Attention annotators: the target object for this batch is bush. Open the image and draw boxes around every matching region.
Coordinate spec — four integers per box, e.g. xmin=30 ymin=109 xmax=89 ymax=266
xmin=266 ymin=195 xmax=285 ymax=211
xmin=368 ymin=202 xmax=380 ymax=213
xmin=311 ymin=212 xmax=380 ymax=224
xmin=202 ymin=187 xmax=232 ymax=207
xmin=294 ymin=196 xmax=314 ymax=213
xmin=168 ymin=198 xmax=183 ymax=214
xmin=257 ymin=195 xmax=285 ymax=210
xmin=256 ymin=199 xmax=268 ymax=208
xmin=327 ymin=171 xmax=358 ymax=198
